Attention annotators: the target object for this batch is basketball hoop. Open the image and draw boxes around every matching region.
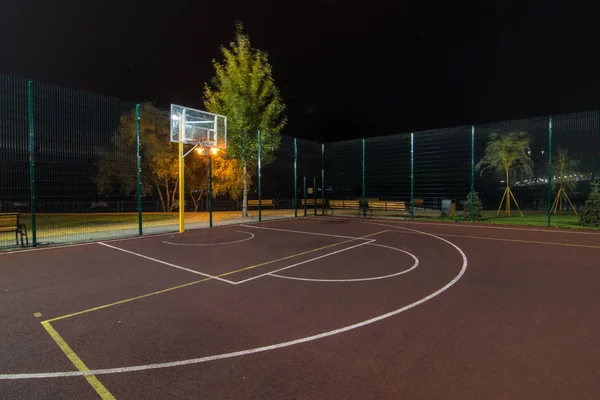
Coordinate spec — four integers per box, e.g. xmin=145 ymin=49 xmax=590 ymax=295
xmin=170 ymin=104 xmax=227 ymax=150
xmin=170 ymin=104 xmax=227 ymax=232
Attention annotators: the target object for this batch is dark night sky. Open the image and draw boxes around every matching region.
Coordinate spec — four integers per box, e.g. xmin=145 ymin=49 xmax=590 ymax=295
xmin=2 ymin=0 xmax=600 ymax=142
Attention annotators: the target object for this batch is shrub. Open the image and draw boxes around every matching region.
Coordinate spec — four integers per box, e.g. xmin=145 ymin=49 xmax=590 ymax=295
xmin=580 ymin=181 xmax=600 ymax=228
xmin=463 ymin=191 xmax=483 ymax=221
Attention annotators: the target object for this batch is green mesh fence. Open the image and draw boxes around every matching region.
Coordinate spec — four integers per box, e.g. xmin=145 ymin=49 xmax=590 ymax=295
xmin=3 ymin=73 xmax=600 ymax=250
xmin=474 ymin=117 xmax=549 ymax=212
xmin=364 ymin=135 xmax=411 ymax=201
xmin=1 ymin=74 xmax=320 ymax=248
xmin=325 ymin=139 xmax=363 ymax=198
xmin=0 ymin=75 xmax=30 ymax=249
xmin=324 ymin=113 xmax=600 ymax=228
xmin=260 ymin=136 xmax=321 ymax=211
xmin=549 ymin=112 xmax=600 ymax=226
xmin=413 ymin=127 xmax=471 ymax=210
xmin=33 ymin=81 xmax=138 ymax=245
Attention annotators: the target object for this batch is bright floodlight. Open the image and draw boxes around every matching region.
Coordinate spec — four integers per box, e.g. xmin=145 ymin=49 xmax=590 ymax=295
xmin=172 ymin=114 xmax=179 ymax=121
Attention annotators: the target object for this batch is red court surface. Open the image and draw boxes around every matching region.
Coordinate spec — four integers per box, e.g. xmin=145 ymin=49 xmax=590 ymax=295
xmin=1 ymin=216 xmax=599 ymax=399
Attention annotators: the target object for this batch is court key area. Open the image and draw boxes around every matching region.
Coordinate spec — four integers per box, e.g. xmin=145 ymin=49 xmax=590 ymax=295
xmin=1 ymin=217 xmax=599 ymax=399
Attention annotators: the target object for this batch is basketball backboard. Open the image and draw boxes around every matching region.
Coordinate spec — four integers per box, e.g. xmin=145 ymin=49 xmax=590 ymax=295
xmin=170 ymin=104 xmax=227 ymax=149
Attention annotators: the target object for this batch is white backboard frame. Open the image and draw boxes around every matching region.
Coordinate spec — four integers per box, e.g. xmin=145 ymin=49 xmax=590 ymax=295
xmin=170 ymin=104 xmax=227 ymax=149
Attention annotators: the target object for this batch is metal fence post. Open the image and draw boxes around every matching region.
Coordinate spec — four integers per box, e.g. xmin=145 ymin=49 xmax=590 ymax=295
xmin=313 ymin=176 xmax=317 ymax=216
xmin=209 ymin=151 xmax=213 ymax=228
xmin=410 ymin=133 xmax=414 ymax=220
xmin=258 ymin=129 xmax=262 ymax=223
xmin=321 ymin=143 xmax=325 ymax=215
xmin=28 ymin=80 xmax=36 ymax=247
xmin=303 ymin=176 xmax=307 ymax=217
xmin=136 ymin=104 xmax=142 ymax=235
xmin=362 ymin=138 xmax=366 ymax=217
xmin=471 ymin=125 xmax=475 ymax=223
xmin=294 ymin=138 xmax=298 ymax=218
xmin=547 ymin=116 xmax=553 ymax=227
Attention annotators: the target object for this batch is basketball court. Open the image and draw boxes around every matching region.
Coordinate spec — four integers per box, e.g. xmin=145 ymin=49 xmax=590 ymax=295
xmin=1 ymin=216 xmax=599 ymax=399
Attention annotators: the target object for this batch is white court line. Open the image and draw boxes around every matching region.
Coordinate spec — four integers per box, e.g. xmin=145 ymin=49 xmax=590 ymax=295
xmin=233 ymin=240 xmax=375 ymax=285
xmin=314 ymin=215 xmax=600 ymax=236
xmin=0 ymin=231 xmax=181 ymax=256
xmin=0 ymin=216 xmax=299 ymax=256
xmin=239 ymin=224 xmax=373 ymax=241
xmin=269 ymin=243 xmax=419 ymax=282
xmin=97 ymin=242 xmax=236 ymax=285
xmin=0 ymin=241 xmax=97 ymax=255
xmin=0 ymin=223 xmax=467 ymax=380
xmin=161 ymin=231 xmax=255 ymax=247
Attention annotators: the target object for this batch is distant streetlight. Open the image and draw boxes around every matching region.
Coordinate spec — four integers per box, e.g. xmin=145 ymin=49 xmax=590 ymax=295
xmin=528 ymin=149 xmax=545 ymax=210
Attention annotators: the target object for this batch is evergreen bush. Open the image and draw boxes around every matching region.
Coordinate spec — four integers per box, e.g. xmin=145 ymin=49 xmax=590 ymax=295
xmin=580 ymin=182 xmax=600 ymax=228
xmin=463 ymin=191 xmax=483 ymax=221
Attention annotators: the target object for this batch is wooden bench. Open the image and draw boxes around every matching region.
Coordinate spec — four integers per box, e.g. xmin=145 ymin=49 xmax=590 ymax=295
xmin=0 ymin=213 xmax=28 ymax=247
xmin=301 ymin=198 xmax=325 ymax=207
xmin=413 ymin=198 xmax=424 ymax=207
xmin=367 ymin=201 xmax=408 ymax=218
xmin=301 ymin=198 xmax=325 ymax=215
xmin=247 ymin=199 xmax=274 ymax=208
xmin=327 ymin=199 xmax=365 ymax=216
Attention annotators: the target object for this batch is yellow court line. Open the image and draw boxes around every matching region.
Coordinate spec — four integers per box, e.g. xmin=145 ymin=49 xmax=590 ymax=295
xmin=437 ymin=232 xmax=600 ymax=249
xmin=218 ymin=230 xmax=388 ymax=277
xmin=41 ymin=321 xmax=115 ymax=399
xmin=45 ymin=277 xmax=212 ymax=323
xmin=38 ymin=229 xmax=388 ymax=395
xmin=391 ymin=229 xmax=600 ymax=249
xmin=45 ymin=230 xmax=388 ymax=323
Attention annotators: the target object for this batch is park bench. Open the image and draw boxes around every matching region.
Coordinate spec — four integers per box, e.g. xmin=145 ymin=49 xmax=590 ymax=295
xmin=247 ymin=199 xmax=274 ymax=209
xmin=0 ymin=213 xmax=28 ymax=247
xmin=300 ymin=198 xmax=326 ymax=215
xmin=326 ymin=199 xmax=365 ymax=216
xmin=367 ymin=201 xmax=408 ymax=218
xmin=413 ymin=198 xmax=424 ymax=208
xmin=301 ymin=198 xmax=325 ymax=207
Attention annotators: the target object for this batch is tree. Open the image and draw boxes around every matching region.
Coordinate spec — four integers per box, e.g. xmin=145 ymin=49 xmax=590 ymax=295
xmin=203 ymin=22 xmax=287 ymax=217
xmin=96 ymin=102 xmax=180 ymax=212
xmin=580 ymin=181 xmax=600 ymax=227
xmin=185 ymin=152 xmax=208 ymax=212
xmin=185 ymin=150 xmax=244 ymax=211
xmin=462 ymin=191 xmax=483 ymax=221
xmin=476 ymin=132 xmax=533 ymax=217
xmin=97 ymin=103 xmax=245 ymax=213
xmin=211 ymin=152 xmax=244 ymax=199
xmin=550 ymin=146 xmax=580 ymax=215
